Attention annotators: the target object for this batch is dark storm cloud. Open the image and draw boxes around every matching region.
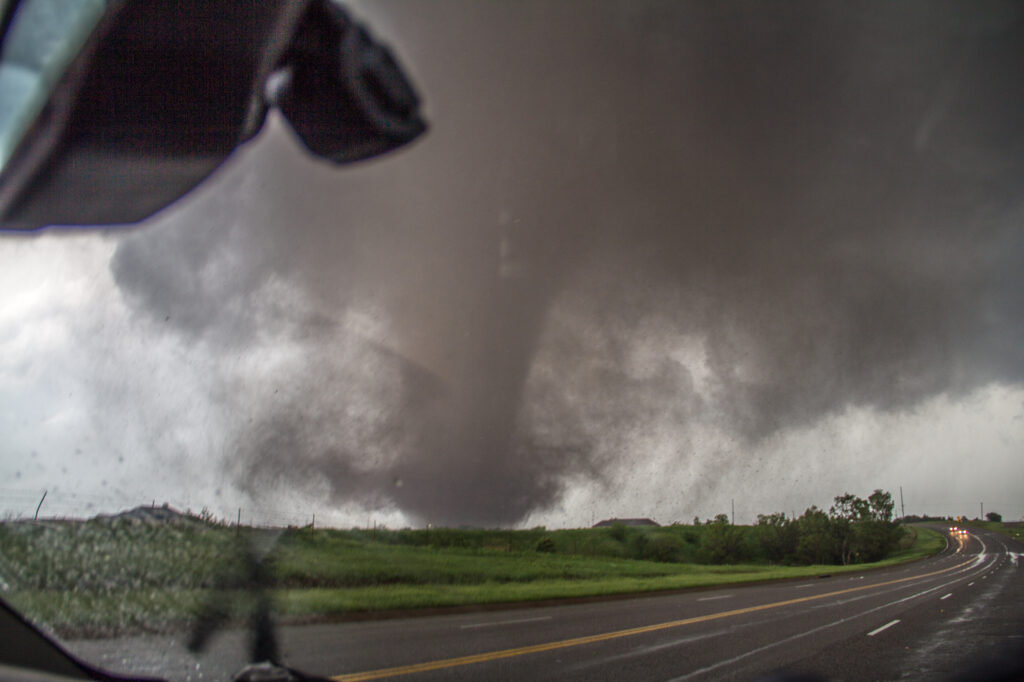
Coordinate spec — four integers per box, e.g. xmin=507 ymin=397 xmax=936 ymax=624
xmin=109 ymin=1 xmax=1024 ymax=525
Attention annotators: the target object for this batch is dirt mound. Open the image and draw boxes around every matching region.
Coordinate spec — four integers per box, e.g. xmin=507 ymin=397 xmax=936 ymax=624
xmin=96 ymin=504 xmax=195 ymax=525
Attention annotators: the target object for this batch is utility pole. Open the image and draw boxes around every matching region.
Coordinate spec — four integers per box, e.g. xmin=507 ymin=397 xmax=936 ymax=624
xmin=731 ymin=498 xmax=735 ymax=525
xmin=899 ymin=486 xmax=905 ymax=519
xmin=980 ymin=502 xmax=984 ymax=520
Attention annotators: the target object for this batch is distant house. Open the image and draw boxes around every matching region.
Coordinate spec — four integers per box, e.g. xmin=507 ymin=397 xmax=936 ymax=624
xmin=593 ymin=517 xmax=659 ymax=528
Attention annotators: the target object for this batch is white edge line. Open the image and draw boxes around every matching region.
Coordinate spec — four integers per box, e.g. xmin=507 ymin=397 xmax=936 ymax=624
xmin=867 ymin=619 xmax=901 ymax=637
xmin=459 ymin=616 xmax=552 ymax=630
xmin=940 ymin=593 xmax=952 ymax=600
xmin=697 ymin=594 xmax=734 ymax=602
xmin=661 ymin=550 xmax=999 ymax=682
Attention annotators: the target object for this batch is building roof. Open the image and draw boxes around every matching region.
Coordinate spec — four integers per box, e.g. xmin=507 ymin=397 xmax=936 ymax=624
xmin=593 ymin=517 xmax=659 ymax=528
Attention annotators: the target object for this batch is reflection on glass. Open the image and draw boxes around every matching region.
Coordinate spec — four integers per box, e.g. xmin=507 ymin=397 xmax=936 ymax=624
xmin=0 ymin=0 xmax=107 ymax=170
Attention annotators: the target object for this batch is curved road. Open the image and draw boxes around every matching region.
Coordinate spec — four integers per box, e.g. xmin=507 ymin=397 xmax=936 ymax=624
xmin=71 ymin=525 xmax=1023 ymax=681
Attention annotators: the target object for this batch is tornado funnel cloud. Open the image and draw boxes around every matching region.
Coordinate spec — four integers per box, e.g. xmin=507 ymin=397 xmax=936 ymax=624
xmin=108 ymin=1 xmax=1024 ymax=527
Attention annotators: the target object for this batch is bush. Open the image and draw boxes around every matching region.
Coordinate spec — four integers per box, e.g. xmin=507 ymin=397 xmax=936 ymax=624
xmin=754 ymin=513 xmax=798 ymax=563
xmin=535 ymin=536 xmax=556 ymax=553
xmin=627 ymin=531 xmax=648 ymax=560
xmin=643 ymin=533 xmax=683 ymax=563
xmin=699 ymin=518 xmax=746 ymax=564
xmin=795 ymin=507 xmax=837 ymax=565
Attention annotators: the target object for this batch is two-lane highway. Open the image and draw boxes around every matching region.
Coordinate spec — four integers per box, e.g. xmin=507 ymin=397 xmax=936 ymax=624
xmin=69 ymin=525 xmax=1023 ymax=681
xmin=299 ymin=526 xmax=1020 ymax=681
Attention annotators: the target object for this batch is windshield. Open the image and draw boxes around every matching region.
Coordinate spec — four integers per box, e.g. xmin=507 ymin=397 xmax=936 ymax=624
xmin=1 ymin=1 xmax=1023 ymax=680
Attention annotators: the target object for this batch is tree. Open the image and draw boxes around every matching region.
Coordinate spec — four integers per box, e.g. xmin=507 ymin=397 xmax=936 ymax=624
xmin=699 ymin=515 xmax=745 ymax=564
xmin=829 ymin=493 xmax=868 ymax=564
xmin=795 ymin=506 xmax=837 ymax=565
xmin=754 ymin=512 xmax=798 ymax=563
xmin=827 ymin=490 xmax=901 ymax=564
xmin=986 ymin=511 xmax=1002 ymax=523
xmin=830 ymin=493 xmax=869 ymax=523
xmin=867 ymin=490 xmax=895 ymax=522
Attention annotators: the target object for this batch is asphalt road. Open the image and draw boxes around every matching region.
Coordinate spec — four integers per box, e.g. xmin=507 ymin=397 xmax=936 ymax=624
xmin=69 ymin=525 xmax=1023 ymax=681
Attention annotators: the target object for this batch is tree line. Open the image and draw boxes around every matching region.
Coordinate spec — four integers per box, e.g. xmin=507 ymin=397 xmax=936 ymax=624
xmin=698 ymin=489 xmax=904 ymax=565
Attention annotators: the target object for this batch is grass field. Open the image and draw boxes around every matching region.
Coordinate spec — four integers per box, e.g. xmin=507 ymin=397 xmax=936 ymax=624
xmin=0 ymin=517 xmax=945 ymax=638
xmin=964 ymin=520 xmax=1024 ymax=544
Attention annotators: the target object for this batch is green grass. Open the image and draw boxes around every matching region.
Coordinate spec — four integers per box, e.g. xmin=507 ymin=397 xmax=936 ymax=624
xmin=273 ymin=561 xmax=898 ymax=617
xmin=0 ymin=517 xmax=237 ymax=591
xmin=4 ymin=555 xmax=906 ymax=637
xmin=0 ymin=520 xmax=944 ymax=638
xmin=893 ymin=525 xmax=945 ymax=559
xmin=6 ymin=588 xmax=208 ymax=637
xmin=271 ymin=536 xmax=695 ymax=588
xmin=964 ymin=520 xmax=1024 ymax=543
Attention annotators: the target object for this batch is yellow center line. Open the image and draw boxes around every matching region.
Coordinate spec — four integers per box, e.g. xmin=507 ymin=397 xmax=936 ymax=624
xmin=332 ymin=558 xmax=972 ymax=681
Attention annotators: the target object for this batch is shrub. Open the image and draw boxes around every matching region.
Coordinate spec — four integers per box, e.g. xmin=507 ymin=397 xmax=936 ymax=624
xmin=535 ymin=536 xmax=556 ymax=553
xmin=627 ymin=531 xmax=648 ymax=560
xmin=795 ymin=506 xmax=838 ymax=565
xmin=699 ymin=518 xmax=746 ymax=564
xmin=643 ymin=533 xmax=683 ymax=563
xmin=754 ymin=513 xmax=798 ymax=564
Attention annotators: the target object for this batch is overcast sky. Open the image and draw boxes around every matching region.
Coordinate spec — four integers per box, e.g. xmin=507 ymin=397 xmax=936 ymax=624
xmin=2 ymin=0 xmax=1023 ymax=527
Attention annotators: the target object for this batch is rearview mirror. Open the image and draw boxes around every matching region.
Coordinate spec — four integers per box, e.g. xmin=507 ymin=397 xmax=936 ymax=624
xmin=0 ymin=0 xmax=426 ymax=230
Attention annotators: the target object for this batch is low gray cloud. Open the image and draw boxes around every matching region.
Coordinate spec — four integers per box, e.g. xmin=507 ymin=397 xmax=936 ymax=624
xmin=102 ymin=0 xmax=1024 ymax=526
